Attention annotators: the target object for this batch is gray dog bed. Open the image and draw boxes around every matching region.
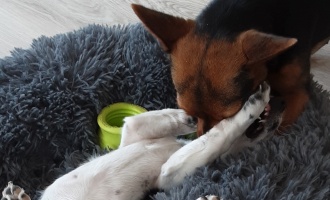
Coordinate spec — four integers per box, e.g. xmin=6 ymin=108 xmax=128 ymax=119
xmin=0 ymin=24 xmax=329 ymax=200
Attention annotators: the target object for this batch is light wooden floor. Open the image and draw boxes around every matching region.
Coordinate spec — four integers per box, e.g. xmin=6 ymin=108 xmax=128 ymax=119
xmin=1 ymin=0 xmax=329 ymax=91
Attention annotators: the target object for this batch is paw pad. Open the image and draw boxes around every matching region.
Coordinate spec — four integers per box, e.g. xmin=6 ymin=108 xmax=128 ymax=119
xmin=1 ymin=182 xmax=31 ymax=200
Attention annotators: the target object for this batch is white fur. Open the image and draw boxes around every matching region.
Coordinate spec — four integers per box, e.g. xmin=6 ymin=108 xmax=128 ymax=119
xmin=197 ymin=195 xmax=222 ymax=200
xmin=157 ymin=84 xmax=270 ymax=187
xmin=40 ymin=84 xmax=270 ymax=200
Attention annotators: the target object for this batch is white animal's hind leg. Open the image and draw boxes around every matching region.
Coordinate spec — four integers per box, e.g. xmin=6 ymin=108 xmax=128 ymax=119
xmin=119 ymin=109 xmax=197 ymax=148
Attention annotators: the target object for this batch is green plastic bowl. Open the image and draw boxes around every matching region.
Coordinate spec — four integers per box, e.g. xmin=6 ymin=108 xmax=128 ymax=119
xmin=97 ymin=102 xmax=147 ymax=149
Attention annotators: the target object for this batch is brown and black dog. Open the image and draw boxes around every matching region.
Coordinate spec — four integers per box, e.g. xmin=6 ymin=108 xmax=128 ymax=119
xmin=132 ymin=0 xmax=330 ymax=137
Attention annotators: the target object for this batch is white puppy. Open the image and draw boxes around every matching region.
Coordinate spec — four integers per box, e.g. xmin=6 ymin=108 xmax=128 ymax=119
xmin=37 ymin=83 xmax=270 ymax=200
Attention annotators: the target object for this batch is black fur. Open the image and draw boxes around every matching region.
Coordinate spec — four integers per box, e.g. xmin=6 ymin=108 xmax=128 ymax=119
xmin=191 ymin=0 xmax=330 ymax=135
xmin=195 ymin=0 xmax=330 ymax=73
xmin=195 ymin=0 xmax=330 ymax=43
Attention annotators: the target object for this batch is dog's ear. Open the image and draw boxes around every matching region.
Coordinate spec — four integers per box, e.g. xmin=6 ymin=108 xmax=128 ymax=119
xmin=240 ymin=30 xmax=297 ymax=64
xmin=132 ymin=4 xmax=194 ymax=52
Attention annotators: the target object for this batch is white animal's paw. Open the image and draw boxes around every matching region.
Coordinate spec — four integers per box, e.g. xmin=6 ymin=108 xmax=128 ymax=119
xmin=125 ymin=108 xmax=197 ymax=135
xmin=228 ymin=82 xmax=270 ymax=130
xmin=197 ymin=195 xmax=221 ymax=200
xmin=1 ymin=181 xmax=31 ymax=200
xmin=120 ymin=109 xmax=197 ymax=148
xmin=217 ymin=82 xmax=271 ymax=157
xmin=242 ymin=81 xmax=270 ymax=121
xmin=164 ymin=109 xmax=197 ymax=135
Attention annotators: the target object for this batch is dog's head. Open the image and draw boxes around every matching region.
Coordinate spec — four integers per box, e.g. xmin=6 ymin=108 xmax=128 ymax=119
xmin=132 ymin=4 xmax=296 ymax=136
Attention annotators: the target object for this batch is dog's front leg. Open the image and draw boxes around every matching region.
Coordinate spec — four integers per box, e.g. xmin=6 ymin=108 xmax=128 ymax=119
xmin=120 ymin=109 xmax=197 ymax=148
xmin=157 ymin=83 xmax=270 ymax=189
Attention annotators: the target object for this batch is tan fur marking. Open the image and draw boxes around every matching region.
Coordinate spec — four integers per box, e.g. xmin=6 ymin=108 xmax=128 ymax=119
xmin=268 ymin=59 xmax=306 ymax=94
xmin=280 ymin=90 xmax=309 ymax=131
xmin=246 ymin=62 xmax=268 ymax=90
xmin=133 ymin=5 xmax=314 ymax=136
xmin=268 ymin=59 xmax=310 ymax=132
xmin=172 ymin=34 xmax=249 ymax=134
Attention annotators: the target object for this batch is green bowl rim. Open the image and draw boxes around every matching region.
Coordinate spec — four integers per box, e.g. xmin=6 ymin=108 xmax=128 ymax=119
xmin=97 ymin=102 xmax=147 ymax=135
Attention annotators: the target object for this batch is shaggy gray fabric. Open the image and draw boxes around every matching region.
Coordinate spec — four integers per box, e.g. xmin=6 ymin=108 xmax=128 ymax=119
xmin=0 ymin=24 xmax=329 ymax=200
xmin=155 ymin=83 xmax=330 ymax=200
